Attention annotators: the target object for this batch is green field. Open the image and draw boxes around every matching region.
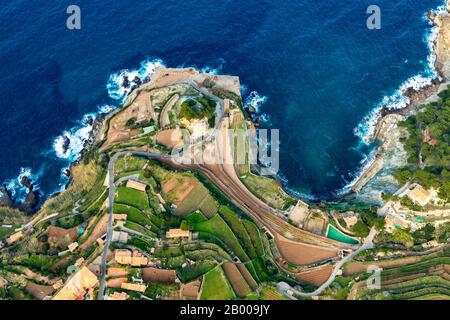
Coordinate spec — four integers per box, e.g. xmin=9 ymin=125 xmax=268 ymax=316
xmin=124 ymin=221 xmax=157 ymax=238
xmin=194 ymin=214 xmax=249 ymax=262
xmin=242 ymin=220 xmax=265 ymax=257
xmin=240 ymin=174 xmax=293 ymax=210
xmin=200 ymin=266 xmax=235 ymax=300
xmin=219 ymin=206 xmax=257 ymax=259
xmin=113 ymin=203 xmax=158 ymax=231
xmin=115 ymin=186 xmax=149 ymax=211
xmin=174 ymin=184 xmax=218 ymax=217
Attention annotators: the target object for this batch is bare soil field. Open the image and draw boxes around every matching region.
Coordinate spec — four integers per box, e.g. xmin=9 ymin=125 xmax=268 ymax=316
xmin=222 ymin=262 xmax=251 ymax=297
xmin=295 ymin=265 xmax=334 ymax=286
xmin=47 ymin=226 xmax=79 ymax=249
xmin=156 ymin=129 xmax=183 ymax=148
xmin=236 ymin=263 xmax=258 ymax=290
xmin=344 ymin=256 xmax=422 ymax=275
xmin=100 ymin=90 xmax=155 ymax=151
xmin=80 ymin=213 xmax=108 ymax=250
xmin=274 ymin=233 xmax=339 ymax=266
xmin=162 ymin=174 xmax=217 ymax=216
xmin=180 ymin=280 xmax=201 ymax=300
xmin=162 ymin=175 xmax=198 ymax=205
xmin=107 ymin=277 xmax=127 ymax=288
xmin=142 ymin=267 xmax=177 ymax=283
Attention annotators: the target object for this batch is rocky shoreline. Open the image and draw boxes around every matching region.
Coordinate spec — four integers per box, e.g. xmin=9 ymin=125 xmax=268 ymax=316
xmin=350 ymin=3 xmax=450 ymax=196
xmin=0 ymin=176 xmax=40 ymax=215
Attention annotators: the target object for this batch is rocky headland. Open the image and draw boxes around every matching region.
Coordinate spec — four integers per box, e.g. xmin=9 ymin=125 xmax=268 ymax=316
xmin=351 ymin=2 xmax=450 ymax=198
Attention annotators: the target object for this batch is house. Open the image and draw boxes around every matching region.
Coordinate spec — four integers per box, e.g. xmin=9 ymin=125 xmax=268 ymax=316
xmin=131 ymin=252 xmax=148 ymax=267
xmin=385 ymin=213 xmax=409 ymax=230
xmin=341 ymin=212 xmax=358 ymax=228
xmin=113 ymin=214 xmax=127 ymax=221
xmin=126 ymin=180 xmax=147 ymax=192
xmin=6 ymin=231 xmax=23 ymax=246
xmin=166 ymin=228 xmax=191 ymax=240
xmin=107 ymin=291 xmax=129 ymax=300
xmin=107 ymin=267 xmax=128 ymax=277
xmin=75 ymin=258 xmax=85 ymax=267
xmin=114 ymin=249 xmax=148 ymax=266
xmin=67 ymin=242 xmax=79 ymax=252
xmin=115 ymin=249 xmax=132 ymax=265
xmin=52 ymin=267 xmax=98 ymax=300
xmin=288 ymin=200 xmax=309 ymax=227
xmin=112 ymin=231 xmax=128 ymax=243
xmin=408 ymin=185 xmax=432 ymax=207
xmin=121 ymin=282 xmax=146 ymax=293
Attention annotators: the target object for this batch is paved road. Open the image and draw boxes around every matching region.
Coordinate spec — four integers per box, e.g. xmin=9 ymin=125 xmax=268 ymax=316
xmin=97 ymin=151 xmax=172 ymax=300
xmin=277 ymin=227 xmax=377 ymax=299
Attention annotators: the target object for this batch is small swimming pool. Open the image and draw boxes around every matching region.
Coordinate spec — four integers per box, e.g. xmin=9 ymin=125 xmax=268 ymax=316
xmin=326 ymin=225 xmax=359 ymax=245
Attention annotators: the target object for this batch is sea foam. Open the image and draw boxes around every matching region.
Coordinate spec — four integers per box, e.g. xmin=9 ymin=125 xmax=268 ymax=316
xmin=4 ymin=167 xmax=43 ymax=202
xmin=107 ymin=58 xmax=164 ymax=101
xmin=354 ymin=3 xmax=443 ymax=144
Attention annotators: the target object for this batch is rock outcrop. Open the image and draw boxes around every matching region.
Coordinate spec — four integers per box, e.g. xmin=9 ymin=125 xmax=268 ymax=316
xmin=433 ymin=4 xmax=450 ymax=79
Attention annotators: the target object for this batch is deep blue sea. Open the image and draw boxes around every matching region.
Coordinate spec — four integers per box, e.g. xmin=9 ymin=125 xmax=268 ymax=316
xmin=0 ymin=0 xmax=444 ymax=202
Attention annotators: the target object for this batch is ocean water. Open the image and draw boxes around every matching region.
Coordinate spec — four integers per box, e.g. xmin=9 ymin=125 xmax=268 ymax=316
xmin=0 ymin=0 xmax=444 ymax=203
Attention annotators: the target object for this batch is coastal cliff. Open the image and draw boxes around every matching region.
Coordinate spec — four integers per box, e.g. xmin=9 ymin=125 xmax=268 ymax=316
xmin=351 ymin=2 xmax=450 ymax=197
xmin=431 ymin=5 xmax=450 ymax=79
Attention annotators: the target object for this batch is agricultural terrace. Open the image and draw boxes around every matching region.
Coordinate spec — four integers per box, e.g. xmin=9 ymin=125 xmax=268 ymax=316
xmin=343 ymin=248 xmax=450 ymax=300
xmin=200 ymin=266 xmax=235 ymax=300
xmin=240 ymin=174 xmax=296 ymax=210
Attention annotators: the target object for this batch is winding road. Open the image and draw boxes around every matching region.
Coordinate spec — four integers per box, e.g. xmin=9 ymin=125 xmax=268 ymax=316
xmin=97 ymin=151 xmax=171 ymax=300
xmin=277 ymin=227 xmax=377 ymax=299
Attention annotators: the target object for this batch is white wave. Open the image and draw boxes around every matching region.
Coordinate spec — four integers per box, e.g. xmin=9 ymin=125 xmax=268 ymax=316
xmin=98 ymin=104 xmax=117 ymax=114
xmin=107 ymin=58 xmax=164 ymax=101
xmin=334 ymin=147 xmax=378 ymax=197
xmin=244 ymin=91 xmax=267 ymax=112
xmin=354 ymin=2 xmax=445 ymax=144
xmin=4 ymin=167 xmax=43 ymax=202
xmin=199 ymin=65 xmax=221 ymax=74
xmin=53 ymin=114 xmax=95 ymax=161
xmin=53 ymin=58 xmax=165 ymax=163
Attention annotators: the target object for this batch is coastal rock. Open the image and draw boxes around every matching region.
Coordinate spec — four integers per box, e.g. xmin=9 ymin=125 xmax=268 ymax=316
xmin=18 ymin=189 xmax=40 ymax=214
xmin=132 ymin=76 xmax=142 ymax=87
xmin=20 ymin=176 xmax=33 ymax=189
xmin=0 ymin=186 xmax=14 ymax=207
xmin=428 ymin=10 xmax=436 ymax=22
xmin=85 ymin=116 xmax=94 ymax=126
xmin=247 ymin=105 xmax=256 ymax=114
xmin=63 ymin=168 xmax=71 ymax=177
xmin=434 ymin=13 xmax=450 ymax=79
xmin=122 ymin=75 xmax=130 ymax=88
xmin=62 ymin=135 xmax=71 ymax=155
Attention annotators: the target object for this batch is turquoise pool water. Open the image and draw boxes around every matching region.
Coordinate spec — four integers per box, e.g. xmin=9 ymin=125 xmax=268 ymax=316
xmin=326 ymin=225 xmax=359 ymax=245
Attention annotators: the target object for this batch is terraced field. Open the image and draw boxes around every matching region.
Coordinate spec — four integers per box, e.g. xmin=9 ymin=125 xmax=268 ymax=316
xmin=200 ymin=266 xmax=235 ymax=300
xmin=348 ymin=248 xmax=450 ymax=300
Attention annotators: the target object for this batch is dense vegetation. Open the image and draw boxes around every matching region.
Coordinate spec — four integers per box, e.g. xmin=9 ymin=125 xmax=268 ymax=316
xmin=179 ymin=96 xmax=216 ymax=127
xmin=396 ymin=87 xmax=450 ymax=201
